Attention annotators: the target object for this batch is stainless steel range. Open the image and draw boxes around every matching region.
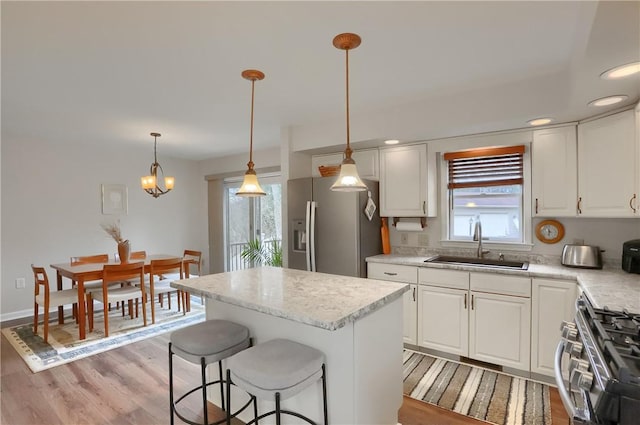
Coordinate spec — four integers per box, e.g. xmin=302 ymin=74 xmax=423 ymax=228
xmin=555 ymin=294 xmax=640 ymax=424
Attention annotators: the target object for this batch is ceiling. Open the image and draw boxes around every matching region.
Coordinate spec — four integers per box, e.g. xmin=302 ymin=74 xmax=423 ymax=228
xmin=2 ymin=1 xmax=639 ymax=161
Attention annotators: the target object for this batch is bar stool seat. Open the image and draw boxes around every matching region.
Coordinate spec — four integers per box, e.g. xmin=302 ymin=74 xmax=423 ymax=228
xmin=171 ymin=320 xmax=249 ymax=364
xmin=226 ymin=338 xmax=327 ymax=425
xmin=169 ymin=320 xmax=253 ymax=425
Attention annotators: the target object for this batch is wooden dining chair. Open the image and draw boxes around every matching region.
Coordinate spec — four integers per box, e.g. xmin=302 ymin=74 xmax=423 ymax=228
xmin=147 ymin=258 xmax=184 ymax=323
xmin=121 ymin=250 xmax=147 ymax=317
xmin=181 ymin=249 xmax=202 ymax=311
xmin=87 ymin=262 xmax=147 ymax=337
xmin=183 ymin=250 xmax=202 ymax=278
xmin=32 ymin=265 xmax=78 ymax=343
xmin=70 ymin=254 xmax=110 ymax=293
xmin=69 ymin=254 xmax=110 ymax=315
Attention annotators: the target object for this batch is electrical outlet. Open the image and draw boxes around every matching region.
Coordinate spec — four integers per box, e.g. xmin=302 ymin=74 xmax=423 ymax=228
xmin=573 ymin=238 xmax=584 ymax=245
xmin=15 ymin=278 xmax=26 ymax=289
xmin=418 ymin=234 xmax=429 ymax=246
xmin=400 ymin=233 xmax=408 ymax=245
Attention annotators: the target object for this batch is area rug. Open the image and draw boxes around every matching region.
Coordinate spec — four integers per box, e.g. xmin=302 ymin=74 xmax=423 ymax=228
xmin=403 ymin=349 xmax=552 ymax=425
xmin=2 ymin=297 xmax=205 ymax=373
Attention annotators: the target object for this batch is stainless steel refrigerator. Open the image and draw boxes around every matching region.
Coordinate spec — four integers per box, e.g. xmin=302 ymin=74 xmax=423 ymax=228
xmin=287 ymin=177 xmax=382 ymax=277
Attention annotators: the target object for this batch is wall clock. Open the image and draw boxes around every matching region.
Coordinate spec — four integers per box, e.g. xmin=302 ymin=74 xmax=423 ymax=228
xmin=535 ymin=219 xmax=565 ymax=244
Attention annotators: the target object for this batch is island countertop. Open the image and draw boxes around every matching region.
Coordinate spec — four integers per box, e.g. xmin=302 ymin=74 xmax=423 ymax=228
xmin=171 ymin=266 xmax=409 ymax=331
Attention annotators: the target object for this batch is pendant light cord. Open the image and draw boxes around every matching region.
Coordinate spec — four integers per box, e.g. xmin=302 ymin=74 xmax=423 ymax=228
xmin=153 ymin=134 xmax=158 ymax=165
xmin=249 ymin=78 xmax=255 ymax=168
xmin=345 ymin=48 xmax=351 ymax=156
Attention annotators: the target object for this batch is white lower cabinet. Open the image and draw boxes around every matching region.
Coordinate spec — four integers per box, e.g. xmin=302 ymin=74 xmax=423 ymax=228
xmin=418 ymin=285 xmax=468 ymax=356
xmin=418 ymin=268 xmax=532 ymax=371
xmin=403 ymin=285 xmax=418 ymax=345
xmin=531 ymin=278 xmax=576 ymax=376
xmin=367 ymin=263 xmax=418 ymax=345
xmin=371 ymin=263 xmax=574 ymax=374
xmin=469 ymin=291 xmax=531 ymax=370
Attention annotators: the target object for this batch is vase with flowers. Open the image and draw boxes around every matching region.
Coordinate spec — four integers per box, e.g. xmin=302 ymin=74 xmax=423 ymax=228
xmin=101 ymin=221 xmax=130 ymax=263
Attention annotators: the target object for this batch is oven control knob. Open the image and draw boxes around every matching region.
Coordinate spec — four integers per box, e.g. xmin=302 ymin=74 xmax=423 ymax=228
xmin=560 ymin=321 xmax=576 ymax=331
xmin=564 ymin=341 xmax=583 ymax=357
xmin=561 ymin=326 xmax=578 ymax=341
xmin=570 ymin=369 xmax=593 ymax=391
xmin=569 ymin=358 xmax=589 ymax=372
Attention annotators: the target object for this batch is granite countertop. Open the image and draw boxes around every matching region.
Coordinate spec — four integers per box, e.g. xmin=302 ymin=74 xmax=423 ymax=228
xmin=171 ymin=266 xmax=409 ymax=331
xmin=366 ymin=254 xmax=640 ymax=313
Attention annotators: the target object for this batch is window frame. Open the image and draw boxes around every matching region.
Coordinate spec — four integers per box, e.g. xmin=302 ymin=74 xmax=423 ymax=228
xmin=439 ymin=143 xmax=533 ymax=251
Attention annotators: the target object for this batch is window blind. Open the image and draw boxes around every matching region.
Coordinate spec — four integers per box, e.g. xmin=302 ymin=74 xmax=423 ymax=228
xmin=444 ymin=145 xmax=525 ymax=189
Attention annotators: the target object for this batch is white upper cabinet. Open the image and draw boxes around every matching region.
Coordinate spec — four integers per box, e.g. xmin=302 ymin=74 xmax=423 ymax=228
xmin=531 ymin=126 xmax=578 ymax=217
xmin=577 ymin=110 xmax=638 ymax=217
xmin=311 ymin=149 xmax=379 ymax=180
xmin=380 ymin=144 xmax=430 ymax=217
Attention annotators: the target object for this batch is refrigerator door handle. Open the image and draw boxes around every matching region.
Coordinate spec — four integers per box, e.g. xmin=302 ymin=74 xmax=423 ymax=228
xmin=310 ymin=201 xmax=317 ymax=272
xmin=305 ymin=201 xmax=312 ymax=271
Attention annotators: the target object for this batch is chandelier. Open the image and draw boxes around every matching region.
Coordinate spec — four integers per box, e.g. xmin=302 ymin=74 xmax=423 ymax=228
xmin=330 ymin=33 xmax=367 ymax=192
xmin=236 ymin=69 xmax=266 ymax=197
xmin=141 ymin=132 xmax=174 ymax=198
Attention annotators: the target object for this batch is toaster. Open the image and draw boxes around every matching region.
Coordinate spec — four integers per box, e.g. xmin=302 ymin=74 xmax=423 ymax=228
xmin=622 ymin=239 xmax=640 ymax=274
xmin=561 ymin=244 xmax=603 ymax=269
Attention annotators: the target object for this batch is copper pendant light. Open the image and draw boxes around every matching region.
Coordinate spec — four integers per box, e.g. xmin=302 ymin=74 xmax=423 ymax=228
xmin=330 ymin=33 xmax=367 ymax=192
xmin=237 ymin=69 xmax=266 ymax=197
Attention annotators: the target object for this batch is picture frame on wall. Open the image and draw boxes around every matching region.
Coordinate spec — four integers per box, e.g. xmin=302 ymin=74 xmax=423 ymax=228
xmin=101 ymin=184 xmax=128 ymax=215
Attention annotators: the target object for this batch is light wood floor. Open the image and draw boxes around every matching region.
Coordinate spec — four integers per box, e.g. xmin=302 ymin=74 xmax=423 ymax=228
xmin=1 ymin=326 xmax=569 ymax=425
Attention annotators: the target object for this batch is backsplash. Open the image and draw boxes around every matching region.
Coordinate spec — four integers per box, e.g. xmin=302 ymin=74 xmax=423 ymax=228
xmin=388 ymin=216 xmax=639 ymax=269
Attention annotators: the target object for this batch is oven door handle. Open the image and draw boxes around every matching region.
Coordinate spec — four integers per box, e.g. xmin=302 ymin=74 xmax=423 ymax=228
xmin=554 ymin=340 xmax=578 ymax=420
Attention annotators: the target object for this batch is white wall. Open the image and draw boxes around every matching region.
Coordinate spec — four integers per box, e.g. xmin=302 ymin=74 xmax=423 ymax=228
xmin=1 ymin=137 xmax=206 ymax=320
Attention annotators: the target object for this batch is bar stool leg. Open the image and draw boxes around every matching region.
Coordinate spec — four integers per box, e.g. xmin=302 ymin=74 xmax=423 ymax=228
xmin=218 ymin=361 xmax=225 ymax=412
xmin=169 ymin=343 xmax=175 ymax=425
xmin=322 ymin=364 xmax=328 ymax=425
xmin=225 ymin=369 xmax=232 ymax=425
xmin=275 ymin=392 xmax=281 ymax=425
xmin=200 ymin=357 xmax=208 ymax=425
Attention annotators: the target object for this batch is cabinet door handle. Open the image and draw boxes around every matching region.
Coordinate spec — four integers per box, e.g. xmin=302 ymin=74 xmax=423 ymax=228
xmin=412 ymin=287 xmax=416 ymax=302
xmin=630 ymin=194 xmax=637 ymax=213
xmin=471 ymin=294 xmax=475 ymax=310
xmin=423 ymin=201 xmax=426 ymax=214
xmin=383 ymin=272 xmax=397 ymax=276
xmin=464 ymin=293 xmax=467 ymax=309
xmin=535 ymin=198 xmax=539 ymax=215
xmin=577 ymin=197 xmax=582 ymax=215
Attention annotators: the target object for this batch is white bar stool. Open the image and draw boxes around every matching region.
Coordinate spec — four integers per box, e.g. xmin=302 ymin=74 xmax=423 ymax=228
xmin=225 ymin=338 xmax=327 ymax=425
xmin=169 ymin=320 xmax=255 ymax=425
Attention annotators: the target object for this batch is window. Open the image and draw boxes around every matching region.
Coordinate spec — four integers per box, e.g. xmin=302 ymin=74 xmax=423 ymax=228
xmin=224 ymin=174 xmax=282 ymax=271
xmin=445 ymin=146 xmax=525 ymax=243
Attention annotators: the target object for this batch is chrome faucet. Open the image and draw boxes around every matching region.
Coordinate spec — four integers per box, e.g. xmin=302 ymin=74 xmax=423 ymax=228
xmin=473 ymin=221 xmax=490 ymax=259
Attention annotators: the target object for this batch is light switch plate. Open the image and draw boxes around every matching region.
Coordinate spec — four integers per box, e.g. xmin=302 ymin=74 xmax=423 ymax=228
xmin=400 ymin=233 xmax=408 ymax=245
xmin=15 ymin=278 xmax=25 ymax=289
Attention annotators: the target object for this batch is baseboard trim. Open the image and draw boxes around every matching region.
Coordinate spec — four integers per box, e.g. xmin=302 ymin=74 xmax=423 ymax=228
xmin=1 ymin=306 xmax=74 ymax=326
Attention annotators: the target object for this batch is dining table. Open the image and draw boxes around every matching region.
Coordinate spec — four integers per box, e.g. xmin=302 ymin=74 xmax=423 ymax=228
xmin=50 ymin=254 xmax=184 ymax=340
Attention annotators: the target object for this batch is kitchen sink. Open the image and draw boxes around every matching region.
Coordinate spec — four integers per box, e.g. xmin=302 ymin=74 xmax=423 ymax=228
xmin=424 ymin=255 xmax=529 ymax=270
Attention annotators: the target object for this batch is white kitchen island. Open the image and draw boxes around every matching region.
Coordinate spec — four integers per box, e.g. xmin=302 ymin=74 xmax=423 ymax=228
xmin=171 ymin=266 xmax=409 ymax=425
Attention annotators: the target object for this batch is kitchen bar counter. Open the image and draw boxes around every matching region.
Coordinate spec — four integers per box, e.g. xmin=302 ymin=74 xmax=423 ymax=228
xmin=367 ymin=254 xmax=640 ymax=313
xmin=170 ymin=266 xmax=408 ymax=330
xmin=172 ymin=266 xmax=408 ymax=424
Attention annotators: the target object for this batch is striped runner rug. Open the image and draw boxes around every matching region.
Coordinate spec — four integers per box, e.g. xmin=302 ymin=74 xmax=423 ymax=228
xmin=403 ymin=349 xmax=552 ymax=425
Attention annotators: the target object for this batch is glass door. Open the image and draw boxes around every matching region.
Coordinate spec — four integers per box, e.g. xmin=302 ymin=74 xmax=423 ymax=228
xmin=224 ymin=174 xmax=282 ymax=271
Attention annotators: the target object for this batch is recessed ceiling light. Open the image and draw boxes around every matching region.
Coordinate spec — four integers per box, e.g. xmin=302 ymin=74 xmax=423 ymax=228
xmin=600 ymin=62 xmax=640 ymax=80
xmin=588 ymin=95 xmax=629 ymax=107
xmin=527 ymin=118 xmax=553 ymax=126
xmin=384 ymin=139 xmax=399 ymax=145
